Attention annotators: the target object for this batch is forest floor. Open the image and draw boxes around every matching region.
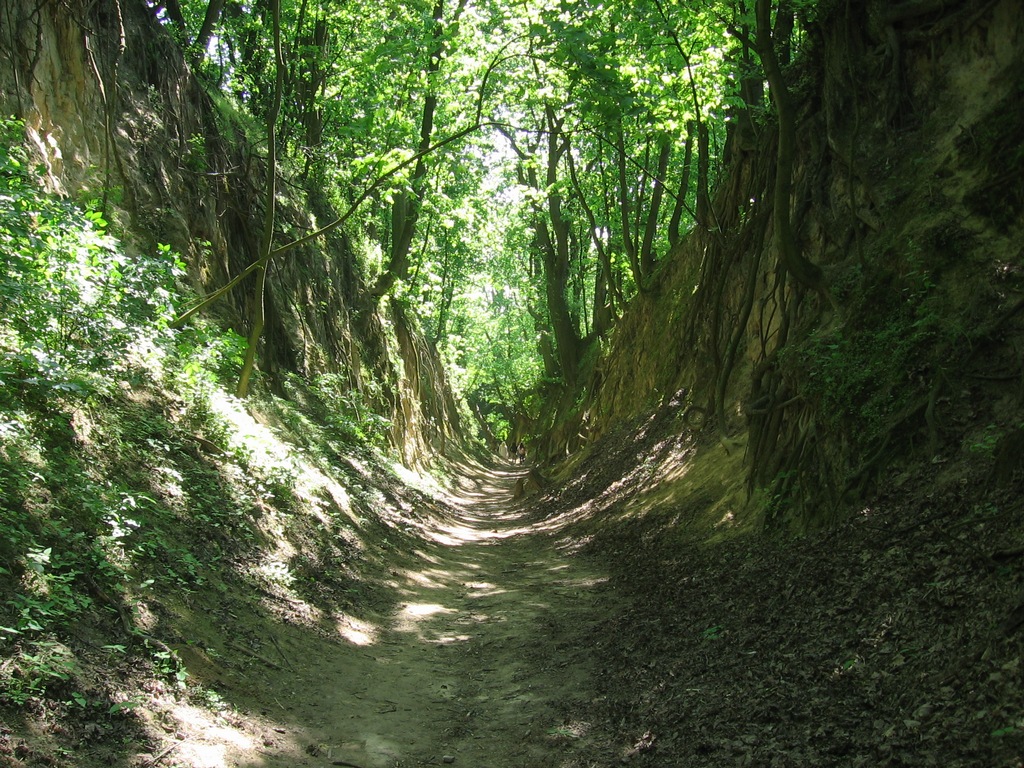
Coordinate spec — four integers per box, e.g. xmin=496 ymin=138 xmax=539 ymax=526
xmin=533 ymin=408 xmax=1024 ymax=768
xmin=4 ymin=405 xmax=1024 ymax=768
xmin=201 ymin=461 xmax=624 ymax=768
xmin=11 ymin=458 xmax=624 ymax=768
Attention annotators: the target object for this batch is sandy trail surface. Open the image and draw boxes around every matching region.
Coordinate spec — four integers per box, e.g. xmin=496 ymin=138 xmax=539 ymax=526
xmin=207 ymin=463 xmax=614 ymax=768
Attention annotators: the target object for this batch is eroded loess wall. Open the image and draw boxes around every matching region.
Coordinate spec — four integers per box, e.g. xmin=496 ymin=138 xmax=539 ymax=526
xmin=558 ymin=0 xmax=1024 ymax=527
xmin=0 ymin=0 xmax=460 ymax=467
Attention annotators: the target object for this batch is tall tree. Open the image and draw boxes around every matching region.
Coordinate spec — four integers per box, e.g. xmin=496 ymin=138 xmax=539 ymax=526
xmin=169 ymin=0 xmax=745 ymax=409
xmin=372 ymin=0 xmax=470 ymax=298
xmin=500 ymin=98 xmax=584 ymax=385
xmin=236 ymin=0 xmax=284 ymax=398
xmin=755 ymin=0 xmax=824 ymax=291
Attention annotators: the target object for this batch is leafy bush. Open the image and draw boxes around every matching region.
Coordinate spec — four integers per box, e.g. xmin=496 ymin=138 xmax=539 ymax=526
xmin=790 ymin=251 xmax=958 ymax=448
xmin=0 ymin=116 xmax=184 ymax=399
xmin=0 ymin=117 xmax=200 ymax=703
xmin=311 ymin=372 xmax=393 ymax=448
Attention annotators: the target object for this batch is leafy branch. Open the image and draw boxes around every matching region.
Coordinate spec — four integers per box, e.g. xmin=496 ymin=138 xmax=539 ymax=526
xmin=169 ymin=119 xmax=496 ymax=331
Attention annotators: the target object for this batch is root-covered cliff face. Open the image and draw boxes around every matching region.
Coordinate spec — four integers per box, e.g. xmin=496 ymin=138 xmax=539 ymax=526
xmin=0 ymin=0 xmax=460 ymax=467
xmin=562 ymin=0 xmax=1024 ymax=529
xmin=7 ymin=0 xmax=1019 ymax=527
xmin=1 ymin=2 xmax=1023 ymax=767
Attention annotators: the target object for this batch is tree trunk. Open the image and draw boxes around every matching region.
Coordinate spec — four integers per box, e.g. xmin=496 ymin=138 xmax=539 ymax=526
xmin=732 ymin=30 xmax=763 ymax=155
xmin=696 ymin=120 xmax=711 ymax=229
xmin=773 ymin=0 xmax=795 ymax=66
xmin=192 ymin=0 xmax=226 ymax=63
xmin=501 ymin=112 xmax=582 ymax=384
xmin=567 ymin=149 xmax=619 ymax=335
xmin=755 ymin=0 xmax=824 ymax=292
xmin=592 ymin=261 xmax=613 ymax=337
xmin=669 ymin=121 xmax=695 ymax=246
xmin=236 ymin=0 xmax=284 ymax=397
xmin=373 ymin=0 xmax=468 ymax=298
xmin=615 ymin=126 xmax=643 ymax=286
xmin=639 ymin=135 xmax=671 ymax=275
xmin=158 ymin=0 xmax=185 ymax=32
xmin=543 ymin=106 xmax=582 ymax=384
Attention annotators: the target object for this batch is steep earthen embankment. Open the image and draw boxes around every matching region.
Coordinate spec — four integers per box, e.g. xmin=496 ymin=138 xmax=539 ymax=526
xmin=546 ymin=0 xmax=1024 ymax=528
xmin=0 ymin=0 xmax=461 ymax=466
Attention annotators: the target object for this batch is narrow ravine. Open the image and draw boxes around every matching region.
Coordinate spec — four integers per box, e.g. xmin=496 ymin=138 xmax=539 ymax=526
xmin=223 ymin=464 xmax=617 ymax=768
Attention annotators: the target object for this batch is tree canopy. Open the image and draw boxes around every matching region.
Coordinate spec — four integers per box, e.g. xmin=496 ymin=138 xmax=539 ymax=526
xmin=154 ymin=0 xmax=809 ymax=439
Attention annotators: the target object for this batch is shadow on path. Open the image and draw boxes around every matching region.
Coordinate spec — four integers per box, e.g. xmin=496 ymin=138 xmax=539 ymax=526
xmin=230 ymin=460 xmax=617 ymax=768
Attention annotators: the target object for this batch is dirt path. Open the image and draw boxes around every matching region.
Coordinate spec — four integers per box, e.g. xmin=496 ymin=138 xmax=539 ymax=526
xmin=216 ymin=464 xmax=614 ymax=768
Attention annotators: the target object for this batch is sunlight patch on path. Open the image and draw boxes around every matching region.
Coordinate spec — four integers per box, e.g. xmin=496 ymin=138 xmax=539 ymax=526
xmin=158 ymin=702 xmax=257 ymax=768
xmin=335 ymin=613 xmax=378 ymax=645
xmin=227 ymin=461 xmax=619 ymax=768
xmin=393 ymin=601 xmax=467 ymax=643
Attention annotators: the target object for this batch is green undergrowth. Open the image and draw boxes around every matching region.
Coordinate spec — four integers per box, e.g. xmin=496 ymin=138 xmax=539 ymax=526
xmin=0 ymin=119 xmax=441 ymax=749
xmin=765 ymin=89 xmax=1024 ymax=521
xmin=789 ymin=251 xmax=962 ymax=451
